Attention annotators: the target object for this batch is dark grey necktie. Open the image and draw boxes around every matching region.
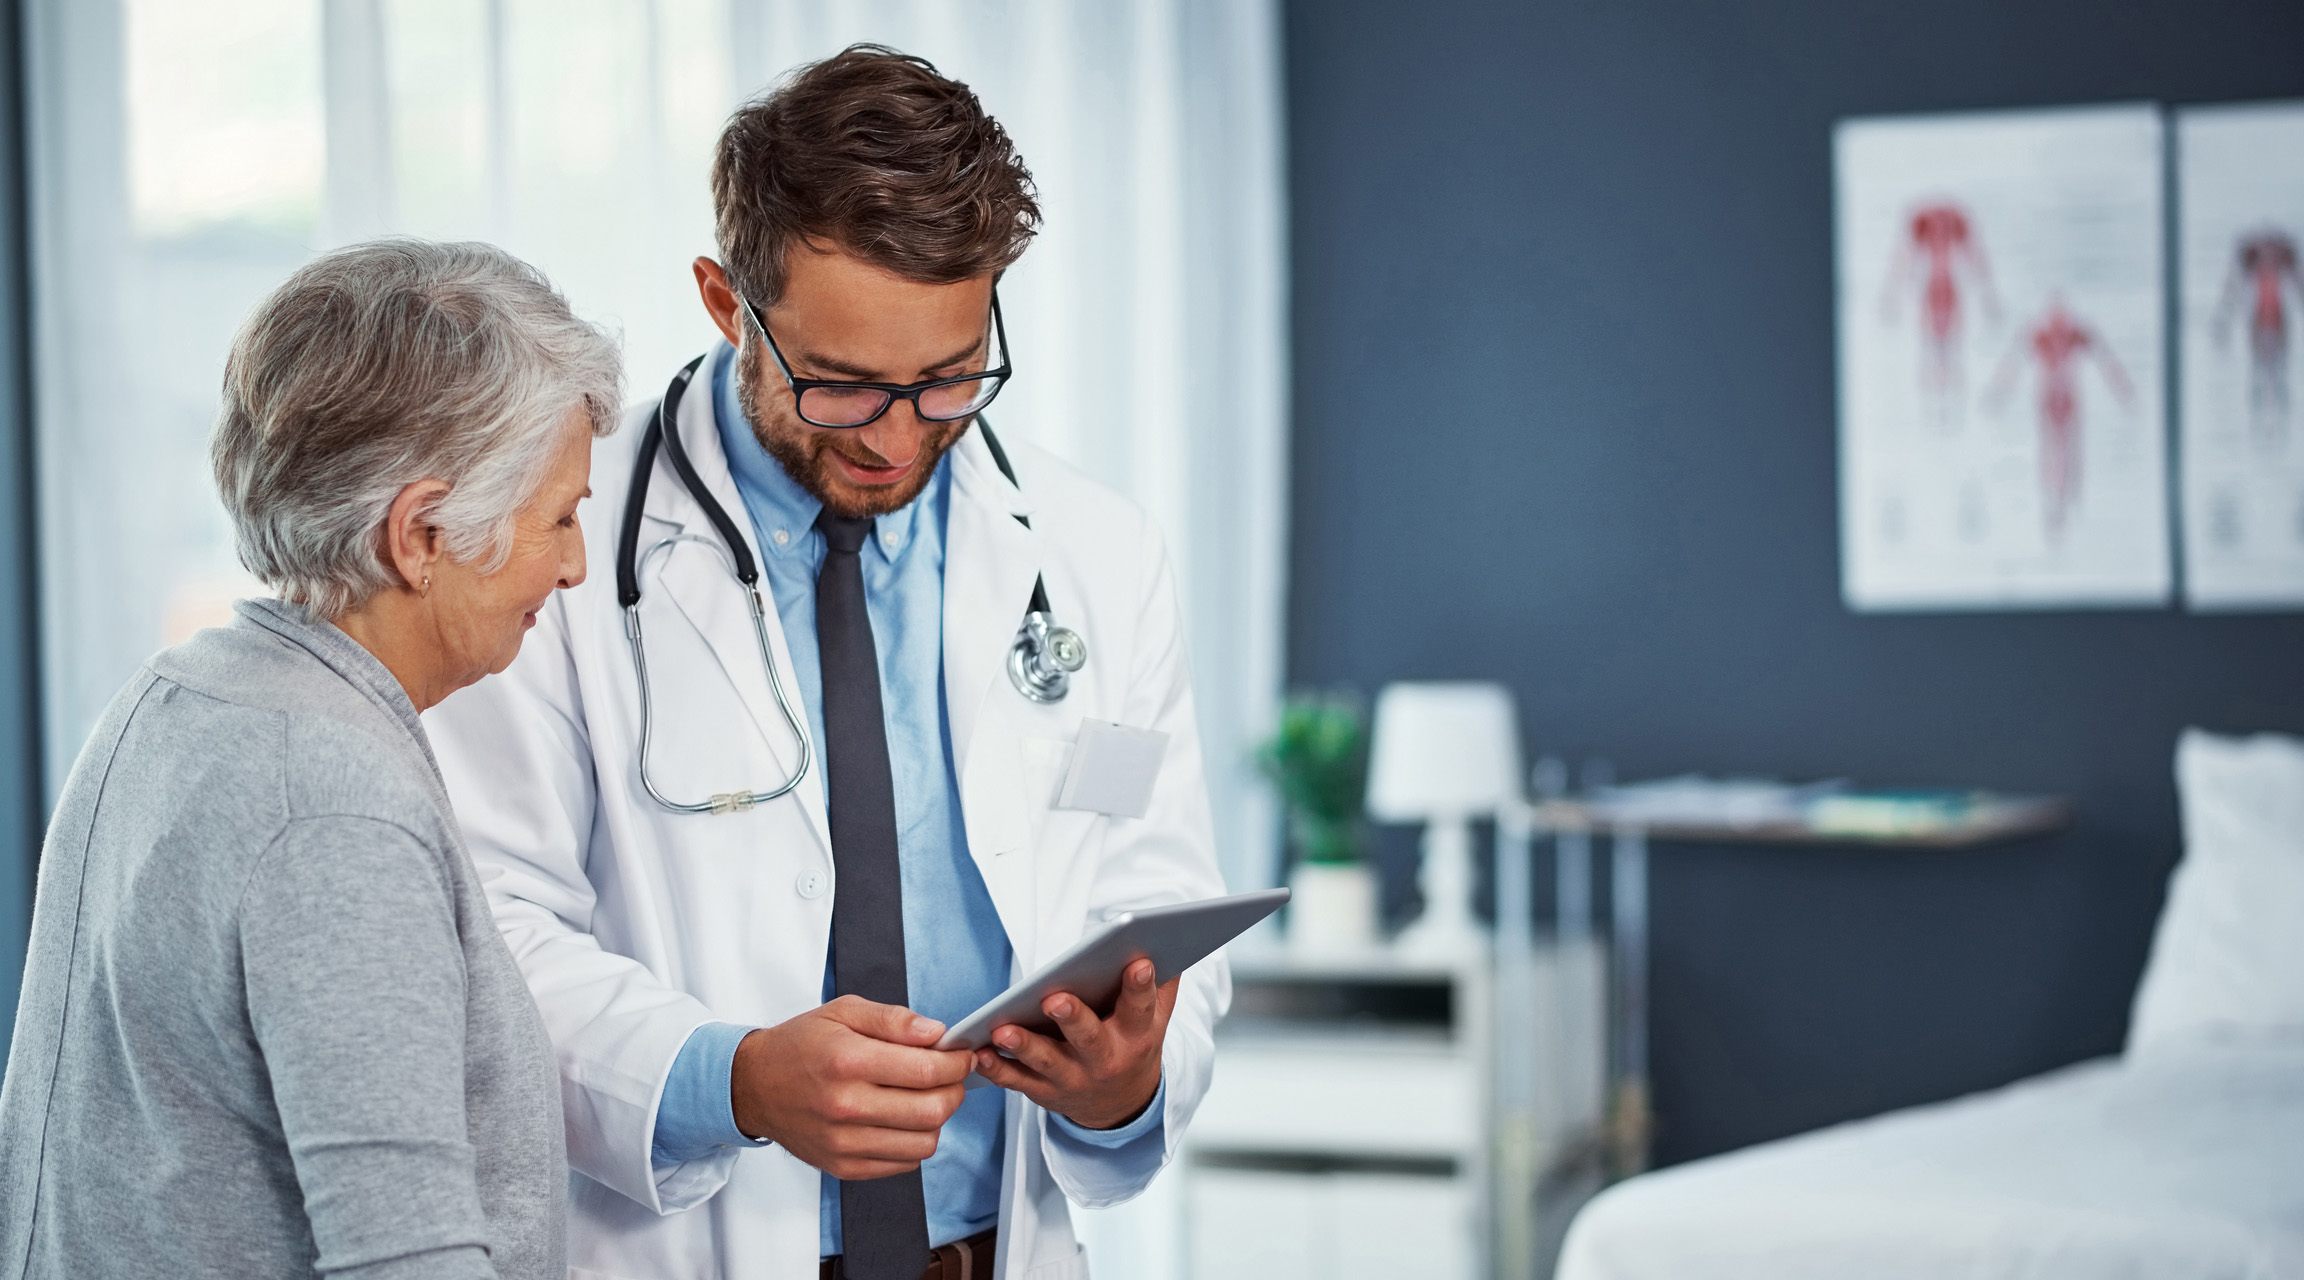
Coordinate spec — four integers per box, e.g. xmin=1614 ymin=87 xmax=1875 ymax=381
xmin=815 ymin=512 xmax=929 ymax=1280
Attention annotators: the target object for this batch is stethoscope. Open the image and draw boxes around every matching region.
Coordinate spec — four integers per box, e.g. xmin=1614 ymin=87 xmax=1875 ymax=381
xmin=613 ymin=357 xmax=1087 ymax=816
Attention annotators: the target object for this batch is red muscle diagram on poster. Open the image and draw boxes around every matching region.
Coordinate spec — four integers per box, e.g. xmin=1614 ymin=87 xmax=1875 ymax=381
xmin=1986 ymin=297 xmax=2135 ymax=539
xmin=2220 ymin=232 xmax=2301 ymax=440
xmin=2181 ymin=101 xmax=2304 ymax=610
xmin=1882 ymin=201 xmax=1999 ymax=427
xmin=1836 ymin=103 xmax=2168 ymax=610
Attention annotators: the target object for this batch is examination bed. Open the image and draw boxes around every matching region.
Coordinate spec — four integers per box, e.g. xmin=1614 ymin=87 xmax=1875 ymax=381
xmin=1558 ymin=730 xmax=2304 ymax=1280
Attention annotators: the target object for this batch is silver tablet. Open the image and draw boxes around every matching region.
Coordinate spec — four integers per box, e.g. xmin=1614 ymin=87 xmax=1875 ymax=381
xmin=937 ymin=887 xmax=1289 ymax=1053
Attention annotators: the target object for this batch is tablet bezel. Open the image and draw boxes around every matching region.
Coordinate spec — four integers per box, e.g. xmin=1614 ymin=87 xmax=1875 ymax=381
xmin=935 ymin=887 xmax=1289 ymax=1053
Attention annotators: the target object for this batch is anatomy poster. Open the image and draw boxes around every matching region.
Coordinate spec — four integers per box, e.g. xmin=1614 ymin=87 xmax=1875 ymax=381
xmin=2178 ymin=101 xmax=2304 ymax=610
xmin=1836 ymin=103 xmax=2169 ymax=610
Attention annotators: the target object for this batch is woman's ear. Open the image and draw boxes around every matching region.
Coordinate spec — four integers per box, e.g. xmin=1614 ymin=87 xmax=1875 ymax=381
xmin=380 ymin=479 xmax=454 ymax=595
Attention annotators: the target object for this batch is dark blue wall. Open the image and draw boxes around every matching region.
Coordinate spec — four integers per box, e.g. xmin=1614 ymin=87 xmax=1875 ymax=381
xmin=1283 ymin=1 xmax=2304 ymax=1166
xmin=0 ymin=0 xmax=39 ymax=1056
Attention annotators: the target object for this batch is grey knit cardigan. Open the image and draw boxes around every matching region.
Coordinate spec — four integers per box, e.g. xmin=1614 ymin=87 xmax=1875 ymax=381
xmin=0 ymin=599 xmax=564 ymax=1280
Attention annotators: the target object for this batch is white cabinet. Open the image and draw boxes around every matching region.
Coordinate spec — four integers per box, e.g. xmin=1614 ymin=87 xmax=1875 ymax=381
xmin=1188 ymin=1166 xmax=1476 ymax=1280
xmin=1193 ymin=1038 xmax=1482 ymax=1156
xmin=1176 ymin=944 xmax=1606 ymax=1280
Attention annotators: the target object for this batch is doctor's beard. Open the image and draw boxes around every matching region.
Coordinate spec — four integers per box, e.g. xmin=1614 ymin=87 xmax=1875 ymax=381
xmin=734 ymin=339 xmax=970 ymax=521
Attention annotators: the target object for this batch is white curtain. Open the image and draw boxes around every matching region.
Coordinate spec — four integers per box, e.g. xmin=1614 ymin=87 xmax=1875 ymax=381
xmin=24 ymin=0 xmax=1289 ymax=916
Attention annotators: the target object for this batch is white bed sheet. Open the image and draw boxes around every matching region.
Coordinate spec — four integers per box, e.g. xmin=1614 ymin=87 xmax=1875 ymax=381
xmin=1557 ymin=1043 xmax=2304 ymax=1280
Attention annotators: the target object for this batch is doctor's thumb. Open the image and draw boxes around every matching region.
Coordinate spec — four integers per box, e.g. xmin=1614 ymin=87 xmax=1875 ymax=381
xmin=825 ymin=994 xmax=945 ymax=1046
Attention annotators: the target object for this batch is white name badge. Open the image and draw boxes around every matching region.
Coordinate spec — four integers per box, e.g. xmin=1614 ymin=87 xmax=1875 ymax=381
xmin=1055 ymin=720 xmax=1169 ymax=818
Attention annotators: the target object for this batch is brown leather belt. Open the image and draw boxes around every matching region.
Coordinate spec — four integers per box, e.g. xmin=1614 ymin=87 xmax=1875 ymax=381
xmin=821 ymin=1227 xmax=997 ymax=1280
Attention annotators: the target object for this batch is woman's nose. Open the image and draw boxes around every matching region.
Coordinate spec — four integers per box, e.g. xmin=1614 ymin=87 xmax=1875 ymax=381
xmin=562 ymin=522 xmax=589 ymax=589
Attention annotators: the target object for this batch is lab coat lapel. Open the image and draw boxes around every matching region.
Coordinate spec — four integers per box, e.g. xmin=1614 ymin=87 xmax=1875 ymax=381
xmin=944 ymin=425 xmax=1041 ymax=786
xmin=648 ymin=361 xmax=831 ymax=854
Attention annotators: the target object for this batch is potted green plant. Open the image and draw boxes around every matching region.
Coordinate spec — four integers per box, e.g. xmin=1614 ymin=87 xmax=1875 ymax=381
xmin=1256 ymin=692 xmax=1378 ymax=952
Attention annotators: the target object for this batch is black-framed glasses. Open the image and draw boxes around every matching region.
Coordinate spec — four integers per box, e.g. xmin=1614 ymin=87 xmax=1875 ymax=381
xmin=741 ymin=290 xmax=1012 ymax=429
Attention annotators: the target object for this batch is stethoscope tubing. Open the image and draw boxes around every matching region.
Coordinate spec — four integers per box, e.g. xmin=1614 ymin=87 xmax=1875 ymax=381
xmin=613 ymin=354 xmax=1083 ymax=815
xmin=617 ymin=356 xmax=813 ymax=814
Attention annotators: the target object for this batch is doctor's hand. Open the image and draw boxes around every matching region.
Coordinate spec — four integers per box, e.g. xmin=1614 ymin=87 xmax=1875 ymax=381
xmin=972 ymin=957 xmax=1177 ymax=1132
xmin=730 ymin=996 xmax=973 ymax=1180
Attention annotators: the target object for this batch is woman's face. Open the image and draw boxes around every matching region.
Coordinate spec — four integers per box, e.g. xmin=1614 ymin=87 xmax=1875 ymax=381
xmin=429 ymin=410 xmax=593 ymax=690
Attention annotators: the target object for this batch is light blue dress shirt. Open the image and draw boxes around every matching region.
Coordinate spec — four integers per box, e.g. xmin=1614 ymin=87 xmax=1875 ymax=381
xmin=649 ymin=344 xmax=1164 ymax=1255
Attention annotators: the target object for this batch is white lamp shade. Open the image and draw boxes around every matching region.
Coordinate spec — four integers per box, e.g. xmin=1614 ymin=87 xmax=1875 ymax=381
xmin=1365 ymin=681 xmax=1525 ymax=821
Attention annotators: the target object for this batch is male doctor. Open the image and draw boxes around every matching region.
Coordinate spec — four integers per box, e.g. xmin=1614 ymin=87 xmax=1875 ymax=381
xmin=424 ymin=43 xmax=1229 ymax=1280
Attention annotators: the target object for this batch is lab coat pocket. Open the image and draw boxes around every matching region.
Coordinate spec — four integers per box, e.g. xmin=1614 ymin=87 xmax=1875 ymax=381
xmin=1023 ymin=732 xmax=1107 ymax=868
xmin=1019 ymin=737 xmax=1076 ymax=846
xmin=1021 ymin=736 xmax=1103 ymax=936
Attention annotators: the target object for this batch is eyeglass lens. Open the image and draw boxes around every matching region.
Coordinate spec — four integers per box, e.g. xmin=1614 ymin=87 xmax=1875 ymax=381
xmin=798 ymin=376 xmax=1003 ymax=427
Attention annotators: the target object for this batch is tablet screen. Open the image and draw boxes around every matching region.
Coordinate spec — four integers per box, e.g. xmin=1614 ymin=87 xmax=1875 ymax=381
xmin=936 ymin=887 xmax=1288 ymax=1053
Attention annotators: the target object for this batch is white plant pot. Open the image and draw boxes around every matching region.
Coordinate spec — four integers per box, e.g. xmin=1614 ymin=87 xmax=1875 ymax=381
xmin=1288 ymin=861 xmax=1380 ymax=955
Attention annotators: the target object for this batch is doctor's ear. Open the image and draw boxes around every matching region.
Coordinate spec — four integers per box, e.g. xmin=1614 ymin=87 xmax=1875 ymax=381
xmin=380 ymin=478 xmax=454 ymax=597
xmin=692 ymin=257 xmax=743 ymax=349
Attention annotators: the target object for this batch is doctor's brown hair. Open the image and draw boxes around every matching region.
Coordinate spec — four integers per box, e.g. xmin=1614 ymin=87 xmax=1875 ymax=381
xmin=712 ymin=44 xmax=1041 ymax=306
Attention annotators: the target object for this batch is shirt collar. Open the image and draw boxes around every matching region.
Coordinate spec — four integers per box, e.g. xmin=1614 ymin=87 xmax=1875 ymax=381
xmin=710 ymin=342 xmax=810 ymax=558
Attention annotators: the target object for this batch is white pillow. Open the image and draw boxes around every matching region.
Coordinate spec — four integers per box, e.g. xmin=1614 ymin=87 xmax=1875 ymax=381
xmin=2127 ymin=729 xmax=2304 ymax=1057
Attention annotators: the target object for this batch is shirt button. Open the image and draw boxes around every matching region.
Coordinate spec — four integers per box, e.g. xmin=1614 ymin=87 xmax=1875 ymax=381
xmin=881 ymin=531 xmax=898 ymax=548
xmin=772 ymin=529 xmax=790 ymax=546
xmin=795 ymin=870 xmax=827 ymax=900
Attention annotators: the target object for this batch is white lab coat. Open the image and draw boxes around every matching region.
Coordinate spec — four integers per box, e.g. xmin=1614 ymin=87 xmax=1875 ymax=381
xmin=422 ymin=361 xmax=1231 ymax=1280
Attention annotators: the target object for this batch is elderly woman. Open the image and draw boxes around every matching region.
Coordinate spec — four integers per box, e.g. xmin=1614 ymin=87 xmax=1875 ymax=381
xmin=0 ymin=240 xmax=619 ymax=1279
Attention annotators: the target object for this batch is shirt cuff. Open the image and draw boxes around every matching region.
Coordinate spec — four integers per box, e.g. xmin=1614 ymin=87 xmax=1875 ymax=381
xmin=651 ymin=1021 xmax=765 ymax=1166
xmin=1047 ymin=1076 xmax=1167 ymax=1149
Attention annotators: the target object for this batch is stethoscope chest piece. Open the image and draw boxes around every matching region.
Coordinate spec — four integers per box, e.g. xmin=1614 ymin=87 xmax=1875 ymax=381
xmin=1008 ymin=610 xmax=1088 ymax=703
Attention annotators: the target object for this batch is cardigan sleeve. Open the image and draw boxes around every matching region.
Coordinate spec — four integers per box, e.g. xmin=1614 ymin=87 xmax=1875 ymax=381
xmin=240 ymin=816 xmax=502 ymax=1280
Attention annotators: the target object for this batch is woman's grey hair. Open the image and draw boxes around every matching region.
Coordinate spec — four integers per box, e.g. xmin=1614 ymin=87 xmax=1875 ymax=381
xmin=213 ymin=239 xmax=623 ymax=618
